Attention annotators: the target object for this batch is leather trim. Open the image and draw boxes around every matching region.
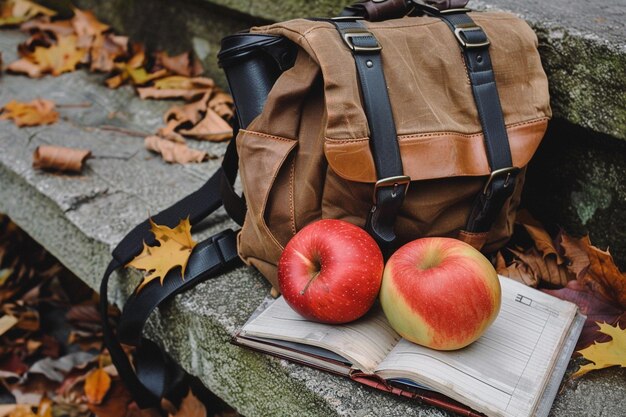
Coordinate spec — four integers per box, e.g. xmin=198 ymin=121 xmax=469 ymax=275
xmin=324 ymin=118 xmax=548 ymax=183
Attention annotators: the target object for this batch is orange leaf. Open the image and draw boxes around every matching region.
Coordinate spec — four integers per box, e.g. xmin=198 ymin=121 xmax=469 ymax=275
xmin=179 ymin=107 xmax=232 ymax=142
xmin=154 ymin=51 xmax=204 ymax=77
xmin=36 ymin=396 xmax=52 ymax=417
xmin=558 ymin=232 xmax=590 ymax=278
xmin=144 ymin=135 xmax=208 ymax=164
xmin=136 ymin=76 xmax=213 ymax=101
xmin=30 ymin=35 xmax=87 ymax=76
xmin=169 ymin=390 xmax=206 ymax=417
xmin=126 ymin=218 xmax=197 ymax=291
xmin=84 ymin=367 xmax=112 ymax=405
xmin=580 ymin=238 xmax=626 ymax=309
xmin=0 ymin=99 xmax=58 ymax=127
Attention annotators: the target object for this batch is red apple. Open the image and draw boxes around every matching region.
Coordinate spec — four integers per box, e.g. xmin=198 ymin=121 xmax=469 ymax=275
xmin=278 ymin=219 xmax=384 ymax=324
xmin=380 ymin=237 xmax=501 ymax=350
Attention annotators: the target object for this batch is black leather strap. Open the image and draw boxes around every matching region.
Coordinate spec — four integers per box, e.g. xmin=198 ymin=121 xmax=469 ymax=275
xmin=101 ymin=140 xmax=243 ymax=408
xmin=434 ymin=10 xmax=519 ymax=233
xmin=332 ymin=19 xmax=408 ymax=256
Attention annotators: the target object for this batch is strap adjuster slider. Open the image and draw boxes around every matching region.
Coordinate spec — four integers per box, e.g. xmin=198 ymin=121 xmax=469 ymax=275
xmin=454 ymin=24 xmax=490 ymax=49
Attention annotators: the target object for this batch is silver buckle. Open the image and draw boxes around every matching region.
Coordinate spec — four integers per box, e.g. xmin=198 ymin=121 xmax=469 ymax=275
xmin=373 ymin=175 xmax=411 ymax=204
xmin=482 ymin=167 xmax=519 ymax=195
xmin=342 ymin=30 xmax=382 ymax=52
xmin=453 ymin=24 xmax=490 ymax=49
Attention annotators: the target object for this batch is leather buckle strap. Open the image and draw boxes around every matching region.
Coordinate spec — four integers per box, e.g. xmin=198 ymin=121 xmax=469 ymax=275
xmin=373 ymin=175 xmax=410 ymax=204
xmin=341 ymin=29 xmax=383 ymax=52
xmin=453 ymin=24 xmax=490 ymax=49
xmin=482 ymin=167 xmax=519 ymax=195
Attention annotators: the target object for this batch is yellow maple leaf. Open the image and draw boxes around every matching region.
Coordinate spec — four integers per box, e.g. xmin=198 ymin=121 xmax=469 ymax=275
xmin=0 ymin=99 xmax=58 ymax=127
xmin=31 ymin=35 xmax=87 ymax=76
xmin=573 ymin=322 xmax=626 ymax=378
xmin=126 ymin=218 xmax=196 ymax=291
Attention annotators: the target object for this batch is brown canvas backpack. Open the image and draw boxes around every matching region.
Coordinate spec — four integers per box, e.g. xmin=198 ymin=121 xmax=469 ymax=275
xmin=221 ymin=2 xmax=551 ymax=289
xmin=101 ymin=0 xmax=551 ymax=408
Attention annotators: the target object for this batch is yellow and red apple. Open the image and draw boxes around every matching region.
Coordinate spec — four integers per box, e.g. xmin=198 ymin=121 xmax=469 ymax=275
xmin=278 ymin=219 xmax=384 ymax=324
xmin=380 ymin=237 xmax=501 ymax=350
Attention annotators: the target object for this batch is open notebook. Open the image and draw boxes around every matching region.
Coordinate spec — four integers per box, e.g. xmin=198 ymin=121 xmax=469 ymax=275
xmin=233 ymin=276 xmax=585 ymax=417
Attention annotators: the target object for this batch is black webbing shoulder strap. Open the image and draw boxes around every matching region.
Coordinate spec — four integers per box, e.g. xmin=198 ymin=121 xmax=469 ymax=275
xmin=331 ymin=18 xmax=410 ymax=257
xmin=100 ymin=136 xmax=243 ymax=409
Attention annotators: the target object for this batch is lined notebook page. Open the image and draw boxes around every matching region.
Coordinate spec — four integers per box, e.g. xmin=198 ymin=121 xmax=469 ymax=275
xmin=375 ymin=276 xmax=578 ymax=417
xmin=241 ymin=298 xmax=400 ymax=373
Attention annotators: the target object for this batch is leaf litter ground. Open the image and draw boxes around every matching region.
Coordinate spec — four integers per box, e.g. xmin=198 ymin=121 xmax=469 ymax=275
xmin=0 ymin=214 xmax=240 ymax=417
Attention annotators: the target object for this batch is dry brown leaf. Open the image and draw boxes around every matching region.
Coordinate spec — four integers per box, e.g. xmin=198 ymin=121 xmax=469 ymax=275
xmin=208 ymin=89 xmax=235 ymax=120
xmin=0 ymin=99 xmax=58 ymax=126
xmin=6 ymin=58 xmax=42 ymax=77
xmin=154 ymin=51 xmax=203 ymax=77
xmin=573 ymin=322 xmax=626 ymax=377
xmin=20 ymin=17 xmax=75 ymax=37
xmin=32 ymin=145 xmax=91 ymax=173
xmin=508 ymin=247 xmax=574 ymax=287
xmin=557 ymin=232 xmax=590 ymax=278
xmin=5 ymin=405 xmax=36 ymax=417
xmin=86 ymin=381 xmax=132 ymax=417
xmin=71 ymin=8 xmax=109 ymax=48
xmin=581 ymin=239 xmax=626 ymax=309
xmin=166 ymin=90 xmax=211 ymax=121
xmin=179 ymin=108 xmax=232 ymax=142
xmin=84 ymin=367 xmax=111 ymax=405
xmin=137 ymin=76 xmax=213 ymax=100
xmin=126 ymin=218 xmax=197 ymax=291
xmin=36 ymin=396 xmax=52 ymax=417
xmin=29 ymin=35 xmax=87 ymax=76
xmin=168 ymin=390 xmax=206 ymax=417
xmin=0 ymin=315 xmax=18 ymax=336
xmin=496 ymin=251 xmax=538 ymax=287
xmin=89 ymin=33 xmax=128 ymax=73
xmin=0 ymin=0 xmax=55 ymax=27
xmin=145 ymin=135 xmax=208 ymax=164
xmin=156 ymin=119 xmax=186 ymax=143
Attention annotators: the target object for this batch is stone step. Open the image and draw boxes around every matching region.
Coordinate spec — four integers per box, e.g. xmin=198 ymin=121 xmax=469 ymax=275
xmin=0 ymin=25 xmax=625 ymax=417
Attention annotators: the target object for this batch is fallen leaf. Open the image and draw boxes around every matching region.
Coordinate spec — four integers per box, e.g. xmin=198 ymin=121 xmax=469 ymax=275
xmin=0 ymin=99 xmax=58 ymax=127
xmin=543 ymin=280 xmax=625 ymax=349
xmin=70 ymin=8 xmax=109 ymax=48
xmin=558 ymin=232 xmax=590 ymax=278
xmin=0 ymin=0 xmax=55 ymax=27
xmin=573 ymin=322 xmax=626 ymax=377
xmin=0 ymin=315 xmax=18 ymax=336
xmin=29 ymin=352 xmax=96 ymax=382
xmin=136 ymin=76 xmax=213 ymax=100
xmin=179 ymin=108 xmax=232 ymax=142
xmin=89 ymin=33 xmax=128 ymax=73
xmin=36 ymin=396 xmax=52 ymax=417
xmin=208 ymin=89 xmax=234 ymax=120
xmin=164 ymin=91 xmax=211 ymax=126
xmin=126 ymin=218 xmax=197 ymax=291
xmin=154 ymin=51 xmax=203 ymax=77
xmin=156 ymin=120 xmax=186 ymax=143
xmin=169 ymin=390 xmax=206 ymax=417
xmin=105 ymin=44 xmax=167 ymax=88
xmin=580 ymin=238 xmax=626 ymax=309
xmin=84 ymin=367 xmax=111 ymax=405
xmin=508 ymin=247 xmax=574 ymax=288
xmin=86 ymin=381 xmax=131 ymax=417
xmin=30 ymin=35 xmax=87 ymax=76
xmin=6 ymin=58 xmax=42 ymax=78
xmin=144 ymin=135 xmax=208 ymax=164
xmin=496 ymin=251 xmax=537 ymax=287
xmin=20 ymin=17 xmax=75 ymax=37
xmin=5 ymin=405 xmax=36 ymax=417
xmin=32 ymin=145 xmax=91 ymax=173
